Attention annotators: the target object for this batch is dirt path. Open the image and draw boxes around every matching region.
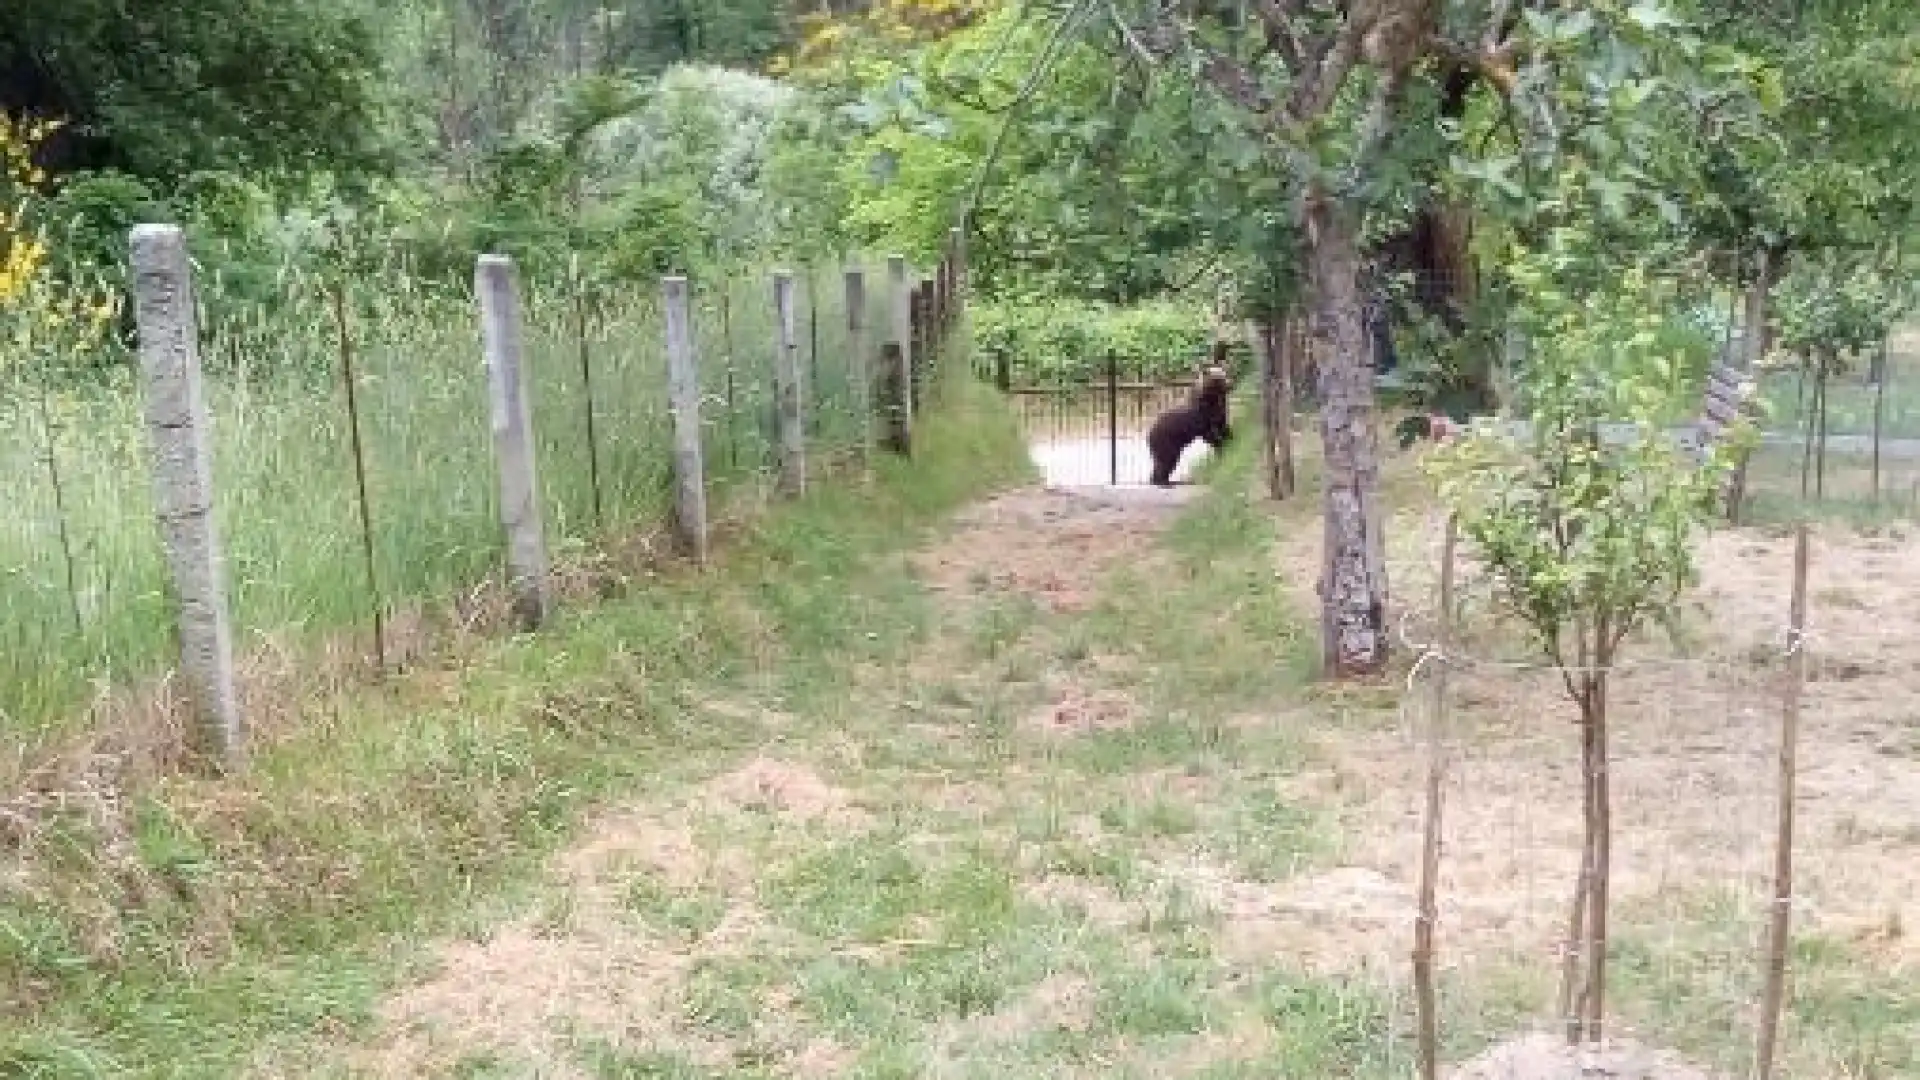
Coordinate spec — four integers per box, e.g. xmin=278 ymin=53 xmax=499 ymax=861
xmin=257 ymin=469 xmax=1919 ymax=1080
xmin=281 ymin=480 xmax=1354 ymax=1080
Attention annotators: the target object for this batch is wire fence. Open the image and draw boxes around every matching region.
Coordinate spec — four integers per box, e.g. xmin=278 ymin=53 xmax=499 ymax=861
xmin=0 ymin=245 xmax=960 ymax=763
xmin=1378 ymin=512 xmax=1816 ymax=1079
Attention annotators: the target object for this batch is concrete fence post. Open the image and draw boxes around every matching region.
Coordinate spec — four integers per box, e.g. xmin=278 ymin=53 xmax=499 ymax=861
xmin=879 ymin=342 xmax=911 ymax=456
xmin=844 ymin=268 xmax=873 ymax=469
xmin=129 ymin=224 xmax=243 ymax=769
xmin=475 ymin=254 xmax=551 ymax=630
xmin=661 ymin=276 xmax=710 ymax=563
xmin=771 ymin=270 xmax=806 ymax=496
xmin=886 ymin=255 xmax=914 ymax=450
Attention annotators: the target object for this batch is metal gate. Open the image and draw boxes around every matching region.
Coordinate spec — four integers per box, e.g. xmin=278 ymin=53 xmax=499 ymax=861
xmin=981 ymin=349 xmax=1237 ymax=487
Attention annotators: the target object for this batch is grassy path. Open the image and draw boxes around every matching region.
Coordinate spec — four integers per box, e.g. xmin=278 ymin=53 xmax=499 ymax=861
xmin=10 ymin=382 xmax=1917 ymax=1078
xmin=256 ymin=451 xmax=1383 ymax=1079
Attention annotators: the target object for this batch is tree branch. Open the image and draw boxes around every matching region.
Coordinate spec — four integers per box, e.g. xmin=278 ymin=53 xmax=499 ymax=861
xmin=1252 ymin=0 xmax=1310 ymax=69
xmin=963 ymin=0 xmax=1099 ymax=222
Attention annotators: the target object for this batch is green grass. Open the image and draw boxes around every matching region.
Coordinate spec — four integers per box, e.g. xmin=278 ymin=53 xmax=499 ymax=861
xmin=10 ymin=376 xmax=1910 ymax=1078
xmin=1754 ymin=329 xmax=1920 ymax=442
xmin=0 ymin=261 xmax=886 ymax=756
xmin=0 ymin=373 xmax=1029 ymax=1077
xmin=0 ymin=387 xmax=1378 ymax=1079
xmin=1734 ymin=441 xmax=1920 ymax=528
xmin=1593 ymin=890 xmax=1920 ymax=1078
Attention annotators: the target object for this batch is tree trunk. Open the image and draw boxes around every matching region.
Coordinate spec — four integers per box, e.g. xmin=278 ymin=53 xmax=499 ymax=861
xmin=1255 ymin=318 xmax=1296 ymax=499
xmin=1306 ymin=192 xmax=1391 ymax=676
xmin=1740 ymin=248 xmax=1777 ymax=373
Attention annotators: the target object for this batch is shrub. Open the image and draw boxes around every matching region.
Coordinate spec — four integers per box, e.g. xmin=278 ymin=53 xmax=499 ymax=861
xmin=971 ymin=296 xmax=1218 ymax=385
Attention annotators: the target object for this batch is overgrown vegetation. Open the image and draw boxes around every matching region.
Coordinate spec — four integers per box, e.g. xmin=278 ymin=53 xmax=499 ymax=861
xmin=971 ymin=296 xmax=1219 ymax=385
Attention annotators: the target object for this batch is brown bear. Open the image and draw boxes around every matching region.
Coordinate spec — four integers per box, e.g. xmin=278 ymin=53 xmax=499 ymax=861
xmin=1145 ymin=364 xmax=1232 ymax=487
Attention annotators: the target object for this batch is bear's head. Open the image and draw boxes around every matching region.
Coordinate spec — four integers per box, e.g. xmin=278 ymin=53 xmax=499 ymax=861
xmin=1194 ymin=363 xmax=1231 ymax=404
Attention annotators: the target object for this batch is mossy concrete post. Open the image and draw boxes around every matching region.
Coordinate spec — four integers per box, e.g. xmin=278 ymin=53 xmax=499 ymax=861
xmin=950 ymin=224 xmax=968 ymax=305
xmin=661 ymin=276 xmax=710 ymax=563
xmin=475 ymin=254 xmax=551 ymax=630
xmin=886 ymin=255 xmax=914 ymax=452
xmin=878 ymin=342 xmax=910 ymax=456
xmin=771 ymin=270 xmax=806 ymax=497
xmin=129 ymin=224 xmax=243 ymax=770
xmin=844 ymin=268 xmax=873 ymax=469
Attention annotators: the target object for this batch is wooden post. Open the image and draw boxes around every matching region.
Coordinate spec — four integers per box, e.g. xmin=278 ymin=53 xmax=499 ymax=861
xmin=1256 ymin=318 xmax=1296 ymax=500
xmin=572 ymin=258 xmax=604 ymax=528
xmin=1815 ymin=352 xmax=1830 ymax=500
xmin=1871 ymin=338 xmax=1888 ymax=502
xmin=661 ymin=276 xmax=709 ymax=564
xmin=918 ymin=278 xmax=936 ymax=393
xmin=949 ymin=225 xmax=967 ymax=308
xmin=1754 ymin=523 xmax=1810 ymax=1080
xmin=909 ymin=282 xmax=928 ymax=413
xmin=1275 ymin=318 xmax=1298 ymax=496
xmin=1256 ymin=319 xmax=1275 ymax=495
xmin=1107 ymin=350 xmax=1120 ymax=486
xmin=886 ymin=255 xmax=914 ymax=446
xmin=129 ymin=224 xmax=243 ymax=769
xmin=934 ymin=259 xmax=949 ymax=338
xmin=994 ymin=350 xmax=1011 ymax=393
xmin=878 ymin=342 xmax=910 ymax=456
xmin=771 ymin=270 xmax=806 ymax=497
xmin=475 ymin=254 xmax=551 ymax=631
xmin=844 ymin=268 xmax=873 ymax=470
xmin=1413 ymin=515 xmax=1457 ymax=1080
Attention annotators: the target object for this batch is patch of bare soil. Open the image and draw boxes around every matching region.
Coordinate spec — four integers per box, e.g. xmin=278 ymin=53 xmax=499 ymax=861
xmin=1024 ymin=680 xmax=1140 ymax=737
xmin=348 ymin=756 xmax=858 ymax=1078
xmin=912 ymin=486 xmax=1190 ymax=615
xmin=700 ymin=755 xmax=867 ymax=828
xmin=1269 ymin=464 xmax=1920 ymax=992
xmin=1446 ymin=1033 xmax=1722 ymax=1080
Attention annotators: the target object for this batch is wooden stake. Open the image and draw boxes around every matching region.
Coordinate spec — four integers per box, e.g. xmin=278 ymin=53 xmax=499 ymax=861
xmin=1754 ymin=523 xmax=1810 ymax=1080
xmin=572 ymin=257 xmax=603 ymax=528
xmin=1872 ymin=338 xmax=1888 ymax=502
xmin=1815 ymin=351 xmax=1830 ymax=501
xmin=333 ymin=284 xmax=386 ymax=672
xmin=1413 ymin=515 xmax=1457 ymax=1080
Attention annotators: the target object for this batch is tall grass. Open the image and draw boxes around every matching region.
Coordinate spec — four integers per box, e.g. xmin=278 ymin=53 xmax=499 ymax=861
xmin=0 ymin=255 xmax=889 ymax=757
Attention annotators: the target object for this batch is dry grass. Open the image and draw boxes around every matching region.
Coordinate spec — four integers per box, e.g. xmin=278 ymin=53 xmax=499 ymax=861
xmin=1269 ymin=436 xmax=1920 ymax=1076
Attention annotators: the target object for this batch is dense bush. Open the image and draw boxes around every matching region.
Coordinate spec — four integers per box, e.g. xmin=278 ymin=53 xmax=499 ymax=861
xmin=971 ymin=296 xmax=1220 ymax=385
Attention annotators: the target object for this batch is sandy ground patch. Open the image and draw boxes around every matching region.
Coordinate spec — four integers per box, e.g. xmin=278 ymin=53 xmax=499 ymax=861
xmin=911 ymin=486 xmax=1192 ymax=616
xmin=1269 ymin=472 xmax=1920 ymax=980
xmin=1446 ymin=1032 xmax=1722 ymax=1079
